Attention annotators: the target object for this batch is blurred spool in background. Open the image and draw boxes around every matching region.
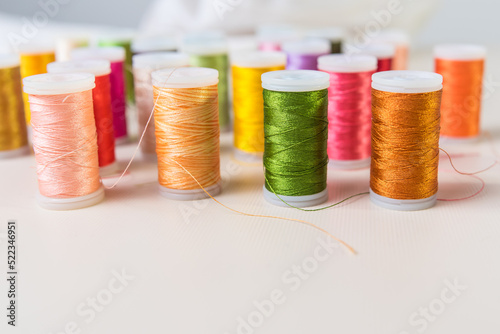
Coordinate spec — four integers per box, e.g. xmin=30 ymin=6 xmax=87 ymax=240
xmin=305 ymin=27 xmax=344 ymax=54
xmin=282 ymin=38 xmax=330 ymax=70
xmin=23 ymin=72 xmax=104 ymax=210
xmin=434 ymin=44 xmax=486 ymax=142
xmin=356 ymin=42 xmax=396 ymax=72
xmin=132 ymin=51 xmax=190 ymax=160
xmin=0 ymin=54 xmax=28 ymax=159
xmin=231 ymin=51 xmax=286 ymax=163
xmin=131 ymin=34 xmax=178 ymax=54
xmin=152 ymin=67 xmax=222 ymax=200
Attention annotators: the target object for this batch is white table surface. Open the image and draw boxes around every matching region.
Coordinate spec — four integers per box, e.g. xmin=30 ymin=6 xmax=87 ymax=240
xmin=1 ymin=48 xmax=500 ymax=334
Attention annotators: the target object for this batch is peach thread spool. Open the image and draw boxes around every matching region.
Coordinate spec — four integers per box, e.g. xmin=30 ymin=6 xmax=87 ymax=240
xmin=370 ymin=71 xmax=443 ymax=211
xmin=434 ymin=44 xmax=486 ymax=142
xmin=132 ymin=52 xmax=190 ymax=160
xmin=47 ymin=59 xmax=118 ymax=176
xmin=152 ymin=67 xmax=222 ymax=200
xmin=23 ymin=72 xmax=104 ymax=210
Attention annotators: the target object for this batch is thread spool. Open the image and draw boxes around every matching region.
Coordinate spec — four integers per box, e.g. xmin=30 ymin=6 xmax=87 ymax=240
xmin=132 ymin=35 xmax=177 ymax=54
xmin=182 ymin=33 xmax=230 ymax=131
xmin=261 ymin=70 xmax=330 ymax=208
xmin=152 ymin=67 xmax=222 ymax=200
xmin=71 ymin=47 xmax=128 ymax=144
xmin=359 ymin=43 xmax=396 ymax=72
xmin=47 ymin=59 xmax=118 ymax=175
xmin=282 ymin=39 xmax=330 ymax=70
xmin=370 ymin=71 xmax=443 ymax=211
xmin=318 ymin=54 xmax=377 ymax=169
xmin=434 ymin=44 xmax=486 ymax=142
xmin=132 ymin=52 xmax=190 ymax=160
xmin=256 ymin=24 xmax=300 ymax=51
xmin=98 ymin=33 xmax=135 ymax=103
xmin=55 ymin=35 xmax=89 ymax=61
xmin=0 ymin=55 xmax=28 ymax=158
xmin=306 ymin=27 xmax=344 ymax=54
xmin=23 ymin=72 xmax=104 ymax=210
xmin=231 ymin=51 xmax=286 ymax=163
xmin=19 ymin=44 xmax=56 ymax=125
xmin=373 ymin=29 xmax=410 ymax=70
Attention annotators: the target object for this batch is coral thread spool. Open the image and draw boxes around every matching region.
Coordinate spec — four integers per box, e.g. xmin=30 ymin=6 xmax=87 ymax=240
xmin=71 ymin=47 xmax=128 ymax=144
xmin=0 ymin=55 xmax=29 ymax=158
xmin=282 ymin=39 xmax=331 ymax=70
xmin=231 ymin=51 xmax=286 ymax=163
xmin=261 ymin=70 xmax=330 ymax=208
xmin=47 ymin=59 xmax=118 ymax=175
xmin=370 ymin=71 xmax=443 ymax=211
xmin=318 ymin=54 xmax=377 ymax=169
xmin=23 ymin=72 xmax=104 ymax=210
xmin=132 ymin=52 xmax=190 ymax=160
xmin=152 ymin=67 xmax=222 ymax=200
xmin=434 ymin=44 xmax=486 ymax=142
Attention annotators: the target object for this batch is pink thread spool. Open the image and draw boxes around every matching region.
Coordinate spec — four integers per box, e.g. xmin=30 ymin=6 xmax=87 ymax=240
xmin=71 ymin=46 xmax=128 ymax=144
xmin=318 ymin=54 xmax=377 ymax=169
xmin=23 ymin=72 xmax=104 ymax=210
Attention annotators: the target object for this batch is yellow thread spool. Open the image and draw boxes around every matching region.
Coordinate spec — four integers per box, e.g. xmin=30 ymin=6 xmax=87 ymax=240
xmin=19 ymin=46 xmax=55 ymax=124
xmin=232 ymin=51 xmax=286 ymax=162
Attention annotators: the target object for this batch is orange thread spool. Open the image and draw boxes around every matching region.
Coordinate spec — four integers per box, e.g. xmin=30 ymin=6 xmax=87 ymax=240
xmin=152 ymin=67 xmax=221 ymax=200
xmin=434 ymin=44 xmax=486 ymax=140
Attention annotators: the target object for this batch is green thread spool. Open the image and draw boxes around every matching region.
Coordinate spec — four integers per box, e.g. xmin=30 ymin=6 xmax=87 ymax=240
xmin=99 ymin=36 xmax=135 ymax=103
xmin=306 ymin=27 xmax=344 ymax=54
xmin=261 ymin=70 xmax=330 ymax=208
xmin=182 ymin=34 xmax=230 ymax=131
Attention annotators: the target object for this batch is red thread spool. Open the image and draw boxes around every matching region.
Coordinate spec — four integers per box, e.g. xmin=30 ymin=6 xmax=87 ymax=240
xmin=361 ymin=43 xmax=395 ymax=72
xmin=47 ymin=60 xmax=118 ymax=175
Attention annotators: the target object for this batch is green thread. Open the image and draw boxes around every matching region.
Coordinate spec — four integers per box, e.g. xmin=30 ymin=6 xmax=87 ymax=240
xmin=263 ymin=88 xmax=329 ymax=197
xmin=189 ymin=54 xmax=229 ymax=129
xmin=330 ymin=41 xmax=342 ymax=54
xmin=98 ymin=39 xmax=135 ymax=104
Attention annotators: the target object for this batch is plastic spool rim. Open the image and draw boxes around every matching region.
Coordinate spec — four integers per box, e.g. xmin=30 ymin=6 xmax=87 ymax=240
xmin=181 ymin=33 xmax=227 ymax=55
xmin=359 ymin=43 xmax=396 ymax=59
xmin=328 ymin=157 xmax=371 ymax=170
xmin=434 ymin=44 xmax=486 ymax=60
xmin=132 ymin=52 xmax=190 ymax=70
xmin=231 ymin=51 xmax=286 ymax=68
xmin=318 ymin=54 xmax=377 ymax=73
xmin=263 ymin=186 xmax=328 ymax=208
xmin=0 ymin=54 xmax=20 ymax=68
xmin=306 ymin=27 xmax=344 ymax=42
xmin=159 ymin=181 xmax=222 ymax=201
xmin=18 ymin=42 xmax=55 ymax=55
xmin=282 ymin=38 xmax=331 ymax=55
xmin=261 ymin=70 xmax=330 ymax=92
xmin=71 ymin=47 xmax=126 ymax=62
xmin=115 ymin=136 xmax=129 ymax=145
xmin=372 ymin=70 xmax=443 ymax=94
xmin=37 ymin=186 xmax=105 ymax=210
xmin=233 ymin=148 xmax=263 ymax=163
xmin=23 ymin=72 xmax=95 ymax=95
xmin=0 ymin=146 xmax=30 ymax=159
xmin=152 ymin=67 xmax=219 ymax=88
xmin=47 ymin=59 xmax=111 ymax=76
xmin=370 ymin=189 xmax=436 ymax=211
xmin=132 ymin=36 xmax=177 ymax=53
xmin=99 ymin=161 xmax=119 ymax=177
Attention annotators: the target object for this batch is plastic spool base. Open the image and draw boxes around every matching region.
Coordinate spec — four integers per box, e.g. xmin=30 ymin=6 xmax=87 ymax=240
xmin=159 ymin=181 xmax=222 ymax=201
xmin=440 ymin=135 xmax=480 ymax=145
xmin=233 ymin=148 xmax=263 ymax=164
xmin=369 ymin=188 xmax=436 ymax=211
xmin=37 ymin=186 xmax=105 ymax=210
xmin=328 ymin=157 xmax=370 ymax=170
xmin=0 ymin=146 xmax=30 ymax=159
xmin=220 ymin=124 xmax=231 ymax=133
xmin=141 ymin=151 xmax=157 ymax=162
xmin=263 ymin=186 xmax=328 ymax=208
xmin=99 ymin=161 xmax=119 ymax=177
xmin=115 ymin=136 xmax=129 ymax=146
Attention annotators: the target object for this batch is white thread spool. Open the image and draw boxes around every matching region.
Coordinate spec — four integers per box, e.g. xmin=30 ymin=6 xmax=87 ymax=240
xmin=261 ymin=70 xmax=330 ymax=208
xmin=152 ymin=67 xmax=222 ymax=200
xmin=132 ymin=52 xmax=190 ymax=161
xmin=370 ymin=70 xmax=443 ymax=211
xmin=23 ymin=72 xmax=104 ymax=210
xmin=318 ymin=54 xmax=377 ymax=170
xmin=231 ymin=51 xmax=287 ymax=163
